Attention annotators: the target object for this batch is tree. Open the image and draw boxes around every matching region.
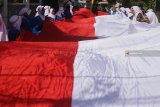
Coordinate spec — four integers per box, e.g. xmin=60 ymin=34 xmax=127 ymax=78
xmin=119 ymin=0 xmax=157 ymax=11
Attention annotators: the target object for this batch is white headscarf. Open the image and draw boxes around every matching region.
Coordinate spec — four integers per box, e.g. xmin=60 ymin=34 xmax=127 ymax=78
xmin=0 ymin=14 xmax=8 ymax=41
xmin=133 ymin=11 xmax=144 ymax=23
xmin=131 ymin=6 xmax=142 ymax=22
xmin=19 ymin=7 xmax=32 ymax=16
xmin=35 ymin=5 xmax=45 ymax=21
xmin=48 ymin=8 xmax=55 ymax=19
xmin=131 ymin=6 xmax=141 ymax=15
xmin=44 ymin=6 xmax=50 ymax=16
xmin=9 ymin=15 xmax=22 ymax=31
xmin=146 ymin=9 xmax=159 ymax=25
xmin=70 ymin=5 xmax=74 ymax=16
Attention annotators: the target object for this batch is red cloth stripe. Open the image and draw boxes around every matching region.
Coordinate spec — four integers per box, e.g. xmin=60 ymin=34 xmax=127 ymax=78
xmin=0 ymin=42 xmax=78 ymax=107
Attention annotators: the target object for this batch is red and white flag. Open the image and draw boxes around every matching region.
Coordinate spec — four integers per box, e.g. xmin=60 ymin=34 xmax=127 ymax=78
xmin=1 ymin=25 xmax=160 ymax=107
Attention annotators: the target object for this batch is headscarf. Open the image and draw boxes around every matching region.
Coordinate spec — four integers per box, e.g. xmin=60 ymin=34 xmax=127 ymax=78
xmin=19 ymin=7 xmax=32 ymax=16
xmin=125 ymin=8 xmax=133 ymax=17
xmin=115 ymin=3 xmax=120 ymax=8
xmin=56 ymin=7 xmax=64 ymax=17
xmin=146 ymin=9 xmax=159 ymax=25
xmin=0 ymin=14 xmax=8 ymax=41
xmin=48 ymin=8 xmax=56 ymax=19
xmin=44 ymin=6 xmax=50 ymax=16
xmin=131 ymin=6 xmax=141 ymax=15
xmin=9 ymin=15 xmax=22 ymax=30
xmin=134 ymin=10 xmax=144 ymax=23
xmin=35 ymin=5 xmax=45 ymax=21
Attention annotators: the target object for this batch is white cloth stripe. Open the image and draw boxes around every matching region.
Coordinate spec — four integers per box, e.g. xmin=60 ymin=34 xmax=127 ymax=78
xmin=72 ymin=16 xmax=160 ymax=107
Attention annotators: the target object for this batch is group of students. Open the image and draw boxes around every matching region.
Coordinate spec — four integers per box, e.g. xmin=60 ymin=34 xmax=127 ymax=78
xmin=8 ymin=1 xmax=74 ymax=41
xmin=8 ymin=2 xmax=159 ymax=41
xmin=109 ymin=5 xmax=159 ymax=25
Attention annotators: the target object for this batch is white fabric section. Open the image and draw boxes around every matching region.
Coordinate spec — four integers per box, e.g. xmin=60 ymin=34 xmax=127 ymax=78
xmin=94 ymin=14 xmax=158 ymax=38
xmin=0 ymin=14 xmax=8 ymax=41
xmin=73 ymin=25 xmax=160 ymax=107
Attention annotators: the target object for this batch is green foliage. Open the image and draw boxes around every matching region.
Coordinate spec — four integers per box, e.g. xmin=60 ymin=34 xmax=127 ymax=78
xmin=119 ymin=0 xmax=157 ymax=11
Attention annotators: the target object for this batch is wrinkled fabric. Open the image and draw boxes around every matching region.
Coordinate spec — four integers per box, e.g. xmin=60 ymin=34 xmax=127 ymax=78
xmin=94 ymin=14 xmax=158 ymax=37
xmin=73 ymin=25 xmax=160 ymax=107
xmin=0 ymin=42 xmax=78 ymax=107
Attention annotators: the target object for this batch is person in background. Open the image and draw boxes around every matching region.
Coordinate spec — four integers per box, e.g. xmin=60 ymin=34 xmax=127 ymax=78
xmin=47 ymin=8 xmax=56 ymax=21
xmin=19 ymin=7 xmax=34 ymax=31
xmin=35 ymin=5 xmax=45 ymax=21
xmin=120 ymin=7 xmax=128 ymax=17
xmin=108 ymin=0 xmax=118 ymax=15
xmin=55 ymin=7 xmax=64 ymax=20
xmin=44 ymin=6 xmax=50 ymax=17
xmin=85 ymin=0 xmax=91 ymax=9
xmin=109 ymin=6 xmax=116 ymax=15
xmin=131 ymin=6 xmax=141 ymax=21
xmin=8 ymin=15 xmax=21 ymax=41
xmin=125 ymin=8 xmax=134 ymax=20
xmin=64 ymin=1 xmax=74 ymax=20
xmin=33 ymin=5 xmax=45 ymax=35
xmin=92 ymin=0 xmax=98 ymax=15
xmin=145 ymin=9 xmax=159 ymax=25
xmin=135 ymin=12 xmax=144 ymax=22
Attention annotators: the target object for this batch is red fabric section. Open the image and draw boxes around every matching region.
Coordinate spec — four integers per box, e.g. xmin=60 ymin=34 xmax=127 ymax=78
xmin=0 ymin=42 xmax=78 ymax=107
xmin=97 ymin=11 xmax=109 ymax=16
xmin=73 ymin=8 xmax=95 ymax=19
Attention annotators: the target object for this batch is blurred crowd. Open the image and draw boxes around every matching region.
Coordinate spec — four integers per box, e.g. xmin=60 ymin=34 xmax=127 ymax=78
xmin=0 ymin=1 xmax=159 ymax=41
xmin=8 ymin=1 xmax=74 ymax=41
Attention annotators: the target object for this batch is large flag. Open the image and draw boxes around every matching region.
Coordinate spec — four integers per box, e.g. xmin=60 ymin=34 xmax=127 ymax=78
xmin=1 ymin=24 xmax=160 ymax=106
